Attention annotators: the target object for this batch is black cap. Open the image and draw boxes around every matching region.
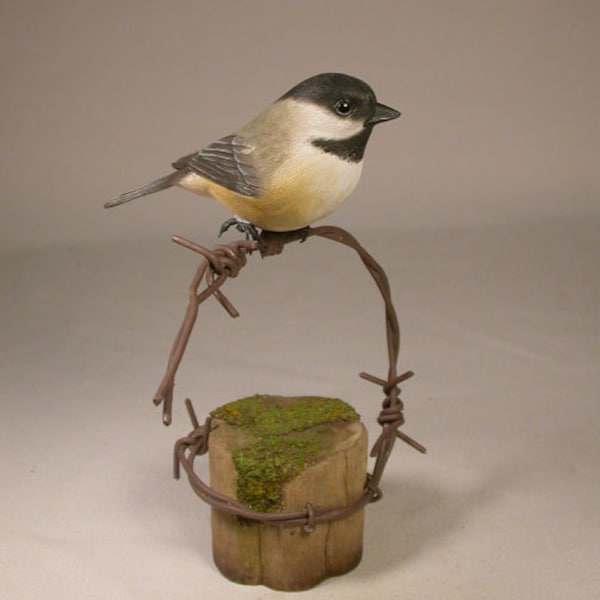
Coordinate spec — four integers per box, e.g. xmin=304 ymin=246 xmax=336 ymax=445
xmin=280 ymin=73 xmax=399 ymax=126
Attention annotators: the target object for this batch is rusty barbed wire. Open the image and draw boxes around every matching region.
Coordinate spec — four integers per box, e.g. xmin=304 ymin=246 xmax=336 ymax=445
xmin=153 ymin=237 xmax=256 ymax=425
xmin=154 ymin=225 xmax=425 ymax=530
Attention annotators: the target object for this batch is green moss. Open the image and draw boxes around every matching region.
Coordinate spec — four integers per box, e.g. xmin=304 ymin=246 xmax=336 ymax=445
xmin=211 ymin=395 xmax=358 ymax=513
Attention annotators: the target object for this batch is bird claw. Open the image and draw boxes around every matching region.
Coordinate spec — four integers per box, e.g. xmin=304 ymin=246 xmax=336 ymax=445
xmin=219 ymin=217 xmax=261 ymax=242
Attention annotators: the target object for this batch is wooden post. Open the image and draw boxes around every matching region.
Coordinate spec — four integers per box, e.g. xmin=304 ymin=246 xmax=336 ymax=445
xmin=208 ymin=394 xmax=368 ymax=591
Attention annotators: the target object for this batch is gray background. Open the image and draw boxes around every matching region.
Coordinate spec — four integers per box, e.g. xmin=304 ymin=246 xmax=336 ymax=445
xmin=2 ymin=0 xmax=598 ymax=248
xmin=2 ymin=2 xmax=599 ymax=599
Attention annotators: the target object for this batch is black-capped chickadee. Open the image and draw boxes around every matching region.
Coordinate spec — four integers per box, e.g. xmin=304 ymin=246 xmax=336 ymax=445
xmin=104 ymin=73 xmax=400 ymax=233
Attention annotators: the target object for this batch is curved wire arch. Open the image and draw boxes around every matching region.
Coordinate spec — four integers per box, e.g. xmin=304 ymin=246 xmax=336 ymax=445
xmin=153 ymin=225 xmax=425 ymax=529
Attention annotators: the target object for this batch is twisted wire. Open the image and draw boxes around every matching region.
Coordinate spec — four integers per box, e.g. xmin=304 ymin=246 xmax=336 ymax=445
xmin=154 ymin=226 xmax=425 ymax=531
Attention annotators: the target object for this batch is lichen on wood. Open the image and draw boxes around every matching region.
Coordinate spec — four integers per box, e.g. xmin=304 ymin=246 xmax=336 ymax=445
xmin=211 ymin=394 xmax=359 ymax=513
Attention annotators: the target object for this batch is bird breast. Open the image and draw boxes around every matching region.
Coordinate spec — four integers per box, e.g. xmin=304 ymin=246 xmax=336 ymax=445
xmin=268 ymin=141 xmax=364 ymax=226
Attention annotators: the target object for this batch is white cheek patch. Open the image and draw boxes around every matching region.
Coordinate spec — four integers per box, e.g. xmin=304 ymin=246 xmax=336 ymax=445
xmin=287 ymin=100 xmax=364 ymax=141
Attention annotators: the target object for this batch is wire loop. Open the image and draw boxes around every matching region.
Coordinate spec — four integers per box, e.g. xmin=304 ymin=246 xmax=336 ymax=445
xmin=154 ymin=226 xmax=425 ymax=528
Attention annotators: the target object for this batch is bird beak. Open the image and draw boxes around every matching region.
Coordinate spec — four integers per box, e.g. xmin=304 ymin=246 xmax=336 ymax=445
xmin=367 ymin=103 xmax=401 ymax=125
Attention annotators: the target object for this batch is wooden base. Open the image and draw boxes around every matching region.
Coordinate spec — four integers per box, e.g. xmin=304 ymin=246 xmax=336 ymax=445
xmin=208 ymin=395 xmax=368 ymax=591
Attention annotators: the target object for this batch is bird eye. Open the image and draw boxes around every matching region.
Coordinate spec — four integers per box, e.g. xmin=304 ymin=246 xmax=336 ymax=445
xmin=334 ymin=99 xmax=353 ymax=116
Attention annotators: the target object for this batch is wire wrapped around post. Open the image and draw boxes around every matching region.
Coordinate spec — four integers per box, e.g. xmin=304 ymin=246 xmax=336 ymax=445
xmin=153 ymin=225 xmax=425 ymax=528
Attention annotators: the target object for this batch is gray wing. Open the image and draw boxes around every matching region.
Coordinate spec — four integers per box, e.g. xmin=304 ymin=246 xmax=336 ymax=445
xmin=172 ymin=135 xmax=261 ymax=198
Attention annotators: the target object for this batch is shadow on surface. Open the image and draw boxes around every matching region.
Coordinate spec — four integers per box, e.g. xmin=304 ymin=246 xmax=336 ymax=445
xmin=361 ymin=463 xmax=519 ymax=576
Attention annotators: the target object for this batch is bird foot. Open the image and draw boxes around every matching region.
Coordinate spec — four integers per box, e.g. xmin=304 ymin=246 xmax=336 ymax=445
xmin=218 ymin=217 xmax=261 ymax=242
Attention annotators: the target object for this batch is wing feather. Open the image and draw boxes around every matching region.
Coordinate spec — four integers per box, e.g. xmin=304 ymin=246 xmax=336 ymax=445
xmin=171 ymin=135 xmax=261 ymax=198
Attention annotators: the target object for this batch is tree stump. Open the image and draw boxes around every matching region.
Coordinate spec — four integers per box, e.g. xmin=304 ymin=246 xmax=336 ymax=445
xmin=208 ymin=394 xmax=368 ymax=591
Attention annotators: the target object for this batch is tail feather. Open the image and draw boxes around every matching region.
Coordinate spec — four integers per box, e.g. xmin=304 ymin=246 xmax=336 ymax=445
xmin=104 ymin=172 xmax=179 ymax=208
